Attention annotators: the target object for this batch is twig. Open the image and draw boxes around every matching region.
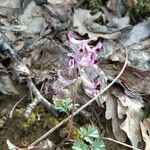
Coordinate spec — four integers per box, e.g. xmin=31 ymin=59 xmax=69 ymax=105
xmin=9 ymin=94 xmax=27 ymax=118
xmin=101 ymin=137 xmax=141 ymax=150
xmin=30 ymin=47 xmax=128 ymax=146
xmin=0 ymin=32 xmax=57 ymax=118
xmin=24 ymin=77 xmax=58 ymax=117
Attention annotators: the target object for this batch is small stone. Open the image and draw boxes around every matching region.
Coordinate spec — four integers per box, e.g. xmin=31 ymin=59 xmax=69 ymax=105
xmin=0 ymin=119 xmax=5 ymax=128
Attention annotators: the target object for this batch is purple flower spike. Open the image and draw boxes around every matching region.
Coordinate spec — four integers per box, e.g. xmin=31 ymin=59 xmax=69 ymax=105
xmin=67 ymin=31 xmax=102 ymax=74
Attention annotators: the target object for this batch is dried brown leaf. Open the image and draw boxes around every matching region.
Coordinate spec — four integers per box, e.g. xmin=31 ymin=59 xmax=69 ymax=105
xmin=0 ymin=0 xmax=20 ymax=17
xmin=112 ymin=89 xmax=144 ymax=148
xmin=73 ymin=9 xmax=121 ymax=39
xmin=107 ymin=0 xmax=126 ymax=17
xmin=19 ymin=1 xmax=47 ymax=34
xmin=105 ymin=92 xmax=127 ymax=142
xmin=0 ymin=63 xmax=18 ymax=95
xmin=30 ymin=139 xmax=56 ymax=150
xmin=140 ymin=119 xmax=150 ymax=150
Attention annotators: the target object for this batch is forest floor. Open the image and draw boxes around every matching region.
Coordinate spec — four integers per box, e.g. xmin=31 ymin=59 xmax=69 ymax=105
xmin=0 ymin=0 xmax=150 ymax=150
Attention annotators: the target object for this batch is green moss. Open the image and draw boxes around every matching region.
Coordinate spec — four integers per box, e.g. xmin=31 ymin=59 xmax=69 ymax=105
xmin=130 ymin=0 xmax=150 ymax=23
xmin=143 ymin=102 xmax=150 ymax=118
xmin=14 ymin=108 xmax=36 ymax=130
xmin=43 ymin=114 xmax=59 ymax=128
xmin=89 ymin=0 xmax=102 ymax=10
xmin=79 ymin=0 xmax=107 ymax=11
xmin=59 ymin=125 xmax=81 ymax=140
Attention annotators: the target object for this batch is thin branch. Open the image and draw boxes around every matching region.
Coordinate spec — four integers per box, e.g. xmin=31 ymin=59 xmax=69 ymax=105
xmin=101 ymin=137 xmax=141 ymax=150
xmin=24 ymin=77 xmax=58 ymax=117
xmin=0 ymin=32 xmax=57 ymax=117
xmin=30 ymin=47 xmax=128 ymax=146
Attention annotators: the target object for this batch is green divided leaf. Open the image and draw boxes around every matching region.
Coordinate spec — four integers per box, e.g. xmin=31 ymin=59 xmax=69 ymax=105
xmin=54 ymin=98 xmax=73 ymax=113
xmin=91 ymin=140 xmax=105 ymax=150
xmin=72 ymin=141 xmax=88 ymax=150
xmin=79 ymin=125 xmax=99 ymax=144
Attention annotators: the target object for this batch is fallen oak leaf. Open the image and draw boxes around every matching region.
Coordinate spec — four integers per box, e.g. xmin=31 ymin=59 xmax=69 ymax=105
xmin=140 ymin=119 xmax=150 ymax=150
xmin=105 ymin=91 xmax=127 ymax=142
xmin=111 ymin=88 xmax=144 ymax=148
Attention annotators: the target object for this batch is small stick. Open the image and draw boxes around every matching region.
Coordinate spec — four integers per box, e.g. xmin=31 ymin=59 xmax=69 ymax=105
xmin=101 ymin=137 xmax=141 ymax=150
xmin=30 ymin=47 xmax=128 ymax=146
xmin=25 ymin=77 xmax=58 ymax=117
xmin=9 ymin=94 xmax=27 ymax=118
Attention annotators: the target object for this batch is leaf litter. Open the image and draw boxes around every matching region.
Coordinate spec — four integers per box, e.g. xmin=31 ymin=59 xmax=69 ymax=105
xmin=0 ymin=0 xmax=150 ymax=150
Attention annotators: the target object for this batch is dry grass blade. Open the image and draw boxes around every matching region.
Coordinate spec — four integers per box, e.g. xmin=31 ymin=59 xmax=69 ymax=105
xmin=9 ymin=94 xmax=27 ymax=118
xmin=101 ymin=137 xmax=141 ymax=150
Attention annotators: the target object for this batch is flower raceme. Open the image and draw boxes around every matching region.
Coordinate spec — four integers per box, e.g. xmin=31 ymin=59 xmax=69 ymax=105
xmin=67 ymin=32 xmax=102 ymax=74
xmin=67 ymin=32 xmax=102 ymax=96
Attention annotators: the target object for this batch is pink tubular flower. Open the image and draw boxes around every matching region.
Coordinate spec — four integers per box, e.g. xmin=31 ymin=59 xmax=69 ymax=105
xmin=67 ymin=31 xmax=102 ymax=74
xmin=67 ymin=32 xmax=91 ymax=51
xmin=80 ymin=72 xmax=101 ymax=96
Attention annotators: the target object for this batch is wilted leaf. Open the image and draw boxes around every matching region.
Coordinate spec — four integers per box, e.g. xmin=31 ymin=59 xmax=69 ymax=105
xmin=19 ymin=1 xmax=47 ymax=34
xmin=30 ymin=139 xmax=56 ymax=150
xmin=112 ymin=89 xmax=144 ymax=148
xmin=0 ymin=0 xmax=20 ymax=17
xmin=107 ymin=17 xmax=130 ymax=30
xmin=0 ymin=64 xmax=18 ymax=95
xmin=0 ymin=25 xmax=27 ymax=32
xmin=122 ymin=20 xmax=150 ymax=47
xmin=101 ymin=62 xmax=150 ymax=95
xmin=73 ymin=9 xmax=121 ymax=39
xmin=140 ymin=119 xmax=150 ymax=150
xmin=105 ymin=91 xmax=127 ymax=142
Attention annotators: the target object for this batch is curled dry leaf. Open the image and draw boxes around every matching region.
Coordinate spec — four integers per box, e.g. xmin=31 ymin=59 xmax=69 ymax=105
xmin=105 ymin=92 xmax=127 ymax=142
xmin=140 ymin=119 xmax=150 ymax=150
xmin=30 ymin=139 xmax=56 ymax=150
xmin=121 ymin=20 xmax=150 ymax=47
xmin=111 ymin=88 xmax=144 ymax=148
xmin=19 ymin=1 xmax=47 ymax=34
xmin=73 ymin=9 xmax=121 ymax=39
xmin=0 ymin=63 xmax=18 ymax=95
xmin=106 ymin=20 xmax=150 ymax=70
xmin=45 ymin=0 xmax=74 ymax=22
xmin=0 ymin=0 xmax=20 ymax=17
xmin=106 ymin=16 xmax=131 ymax=30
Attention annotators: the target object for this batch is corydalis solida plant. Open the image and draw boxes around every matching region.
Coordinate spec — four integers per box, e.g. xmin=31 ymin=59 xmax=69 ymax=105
xmin=67 ymin=32 xmax=102 ymax=73
xmin=67 ymin=32 xmax=102 ymax=95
